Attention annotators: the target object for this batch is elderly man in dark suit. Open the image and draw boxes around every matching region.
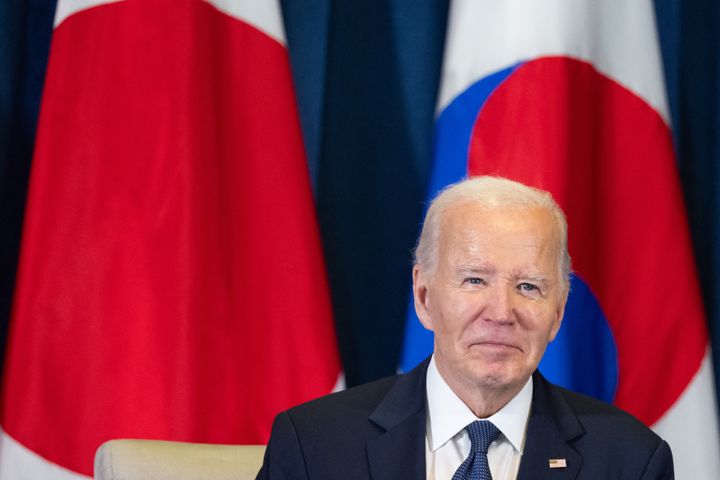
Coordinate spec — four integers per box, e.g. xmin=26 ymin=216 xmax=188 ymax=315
xmin=257 ymin=176 xmax=673 ymax=480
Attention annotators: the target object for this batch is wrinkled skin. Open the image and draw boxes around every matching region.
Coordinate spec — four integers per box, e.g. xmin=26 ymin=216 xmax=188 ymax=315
xmin=413 ymin=203 xmax=568 ymax=417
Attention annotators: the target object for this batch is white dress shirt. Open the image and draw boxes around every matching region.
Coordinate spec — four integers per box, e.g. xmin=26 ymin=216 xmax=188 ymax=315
xmin=425 ymin=356 xmax=533 ymax=480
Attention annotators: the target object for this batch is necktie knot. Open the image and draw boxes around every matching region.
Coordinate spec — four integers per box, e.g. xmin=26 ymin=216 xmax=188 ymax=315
xmin=466 ymin=420 xmax=500 ymax=454
xmin=452 ymin=421 xmax=500 ymax=480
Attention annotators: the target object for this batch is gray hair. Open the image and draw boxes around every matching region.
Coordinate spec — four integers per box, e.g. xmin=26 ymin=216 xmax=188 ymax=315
xmin=414 ymin=176 xmax=571 ymax=290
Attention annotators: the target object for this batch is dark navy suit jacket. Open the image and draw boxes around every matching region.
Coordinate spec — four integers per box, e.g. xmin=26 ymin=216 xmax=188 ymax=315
xmin=257 ymin=358 xmax=673 ymax=479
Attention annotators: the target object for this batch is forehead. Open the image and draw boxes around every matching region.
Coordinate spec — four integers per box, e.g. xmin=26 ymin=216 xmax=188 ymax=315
xmin=438 ymin=203 xmax=560 ymax=264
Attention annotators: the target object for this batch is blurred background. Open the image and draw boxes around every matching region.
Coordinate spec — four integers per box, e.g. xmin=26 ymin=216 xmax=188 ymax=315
xmin=1 ymin=0 xmax=719 ymax=477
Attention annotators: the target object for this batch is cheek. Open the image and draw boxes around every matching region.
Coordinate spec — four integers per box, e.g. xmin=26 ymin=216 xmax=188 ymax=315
xmin=448 ymin=294 xmax=472 ymax=316
xmin=517 ymin=299 xmax=554 ymax=323
xmin=516 ymin=303 xmax=560 ymax=342
xmin=516 ymin=296 xmax=543 ymax=314
xmin=432 ymin=293 xmax=475 ymax=336
xmin=446 ymin=294 xmax=479 ymax=328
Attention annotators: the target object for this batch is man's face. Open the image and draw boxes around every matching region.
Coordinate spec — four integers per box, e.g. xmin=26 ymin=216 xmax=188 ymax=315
xmin=413 ymin=203 xmax=567 ymax=398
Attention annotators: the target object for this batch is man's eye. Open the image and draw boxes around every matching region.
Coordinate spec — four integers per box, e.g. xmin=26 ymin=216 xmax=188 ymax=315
xmin=518 ymin=283 xmax=538 ymax=292
xmin=465 ymin=277 xmax=484 ymax=285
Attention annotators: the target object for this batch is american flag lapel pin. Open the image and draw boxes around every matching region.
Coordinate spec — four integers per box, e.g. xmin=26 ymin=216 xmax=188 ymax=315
xmin=548 ymin=458 xmax=567 ymax=469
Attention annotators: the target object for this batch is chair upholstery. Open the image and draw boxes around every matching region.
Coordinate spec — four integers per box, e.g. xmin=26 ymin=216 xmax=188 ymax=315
xmin=94 ymin=439 xmax=266 ymax=480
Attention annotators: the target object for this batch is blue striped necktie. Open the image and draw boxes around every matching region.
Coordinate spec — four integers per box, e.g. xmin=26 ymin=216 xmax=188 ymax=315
xmin=451 ymin=420 xmax=500 ymax=480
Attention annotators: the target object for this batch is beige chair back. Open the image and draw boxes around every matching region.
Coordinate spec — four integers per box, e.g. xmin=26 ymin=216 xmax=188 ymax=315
xmin=94 ymin=439 xmax=265 ymax=480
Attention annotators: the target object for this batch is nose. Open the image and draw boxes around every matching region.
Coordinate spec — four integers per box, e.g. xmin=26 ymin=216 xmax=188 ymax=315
xmin=483 ymin=284 xmax=514 ymax=324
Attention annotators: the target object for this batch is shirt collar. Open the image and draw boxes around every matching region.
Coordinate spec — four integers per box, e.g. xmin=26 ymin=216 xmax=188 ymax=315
xmin=425 ymin=355 xmax=533 ymax=454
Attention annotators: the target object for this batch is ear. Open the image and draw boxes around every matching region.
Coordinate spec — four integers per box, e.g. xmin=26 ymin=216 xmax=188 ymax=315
xmin=413 ymin=264 xmax=435 ymax=332
xmin=548 ymin=290 xmax=568 ymax=342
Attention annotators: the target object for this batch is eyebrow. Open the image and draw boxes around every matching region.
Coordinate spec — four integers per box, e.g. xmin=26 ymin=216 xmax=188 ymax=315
xmin=456 ymin=264 xmax=494 ymax=274
xmin=519 ymin=274 xmax=549 ymax=285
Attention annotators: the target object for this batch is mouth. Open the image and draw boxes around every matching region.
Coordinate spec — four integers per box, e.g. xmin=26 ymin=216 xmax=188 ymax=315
xmin=469 ymin=341 xmax=522 ymax=353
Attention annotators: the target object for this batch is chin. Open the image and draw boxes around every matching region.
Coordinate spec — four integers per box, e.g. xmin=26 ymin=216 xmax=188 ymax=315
xmin=467 ymin=366 xmax=526 ymax=391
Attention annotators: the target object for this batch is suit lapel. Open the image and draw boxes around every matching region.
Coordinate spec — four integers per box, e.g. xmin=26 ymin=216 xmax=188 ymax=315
xmin=363 ymin=364 xmax=587 ymax=480
xmin=517 ymin=373 xmax=584 ymax=480
xmin=365 ymin=359 xmax=428 ymax=480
